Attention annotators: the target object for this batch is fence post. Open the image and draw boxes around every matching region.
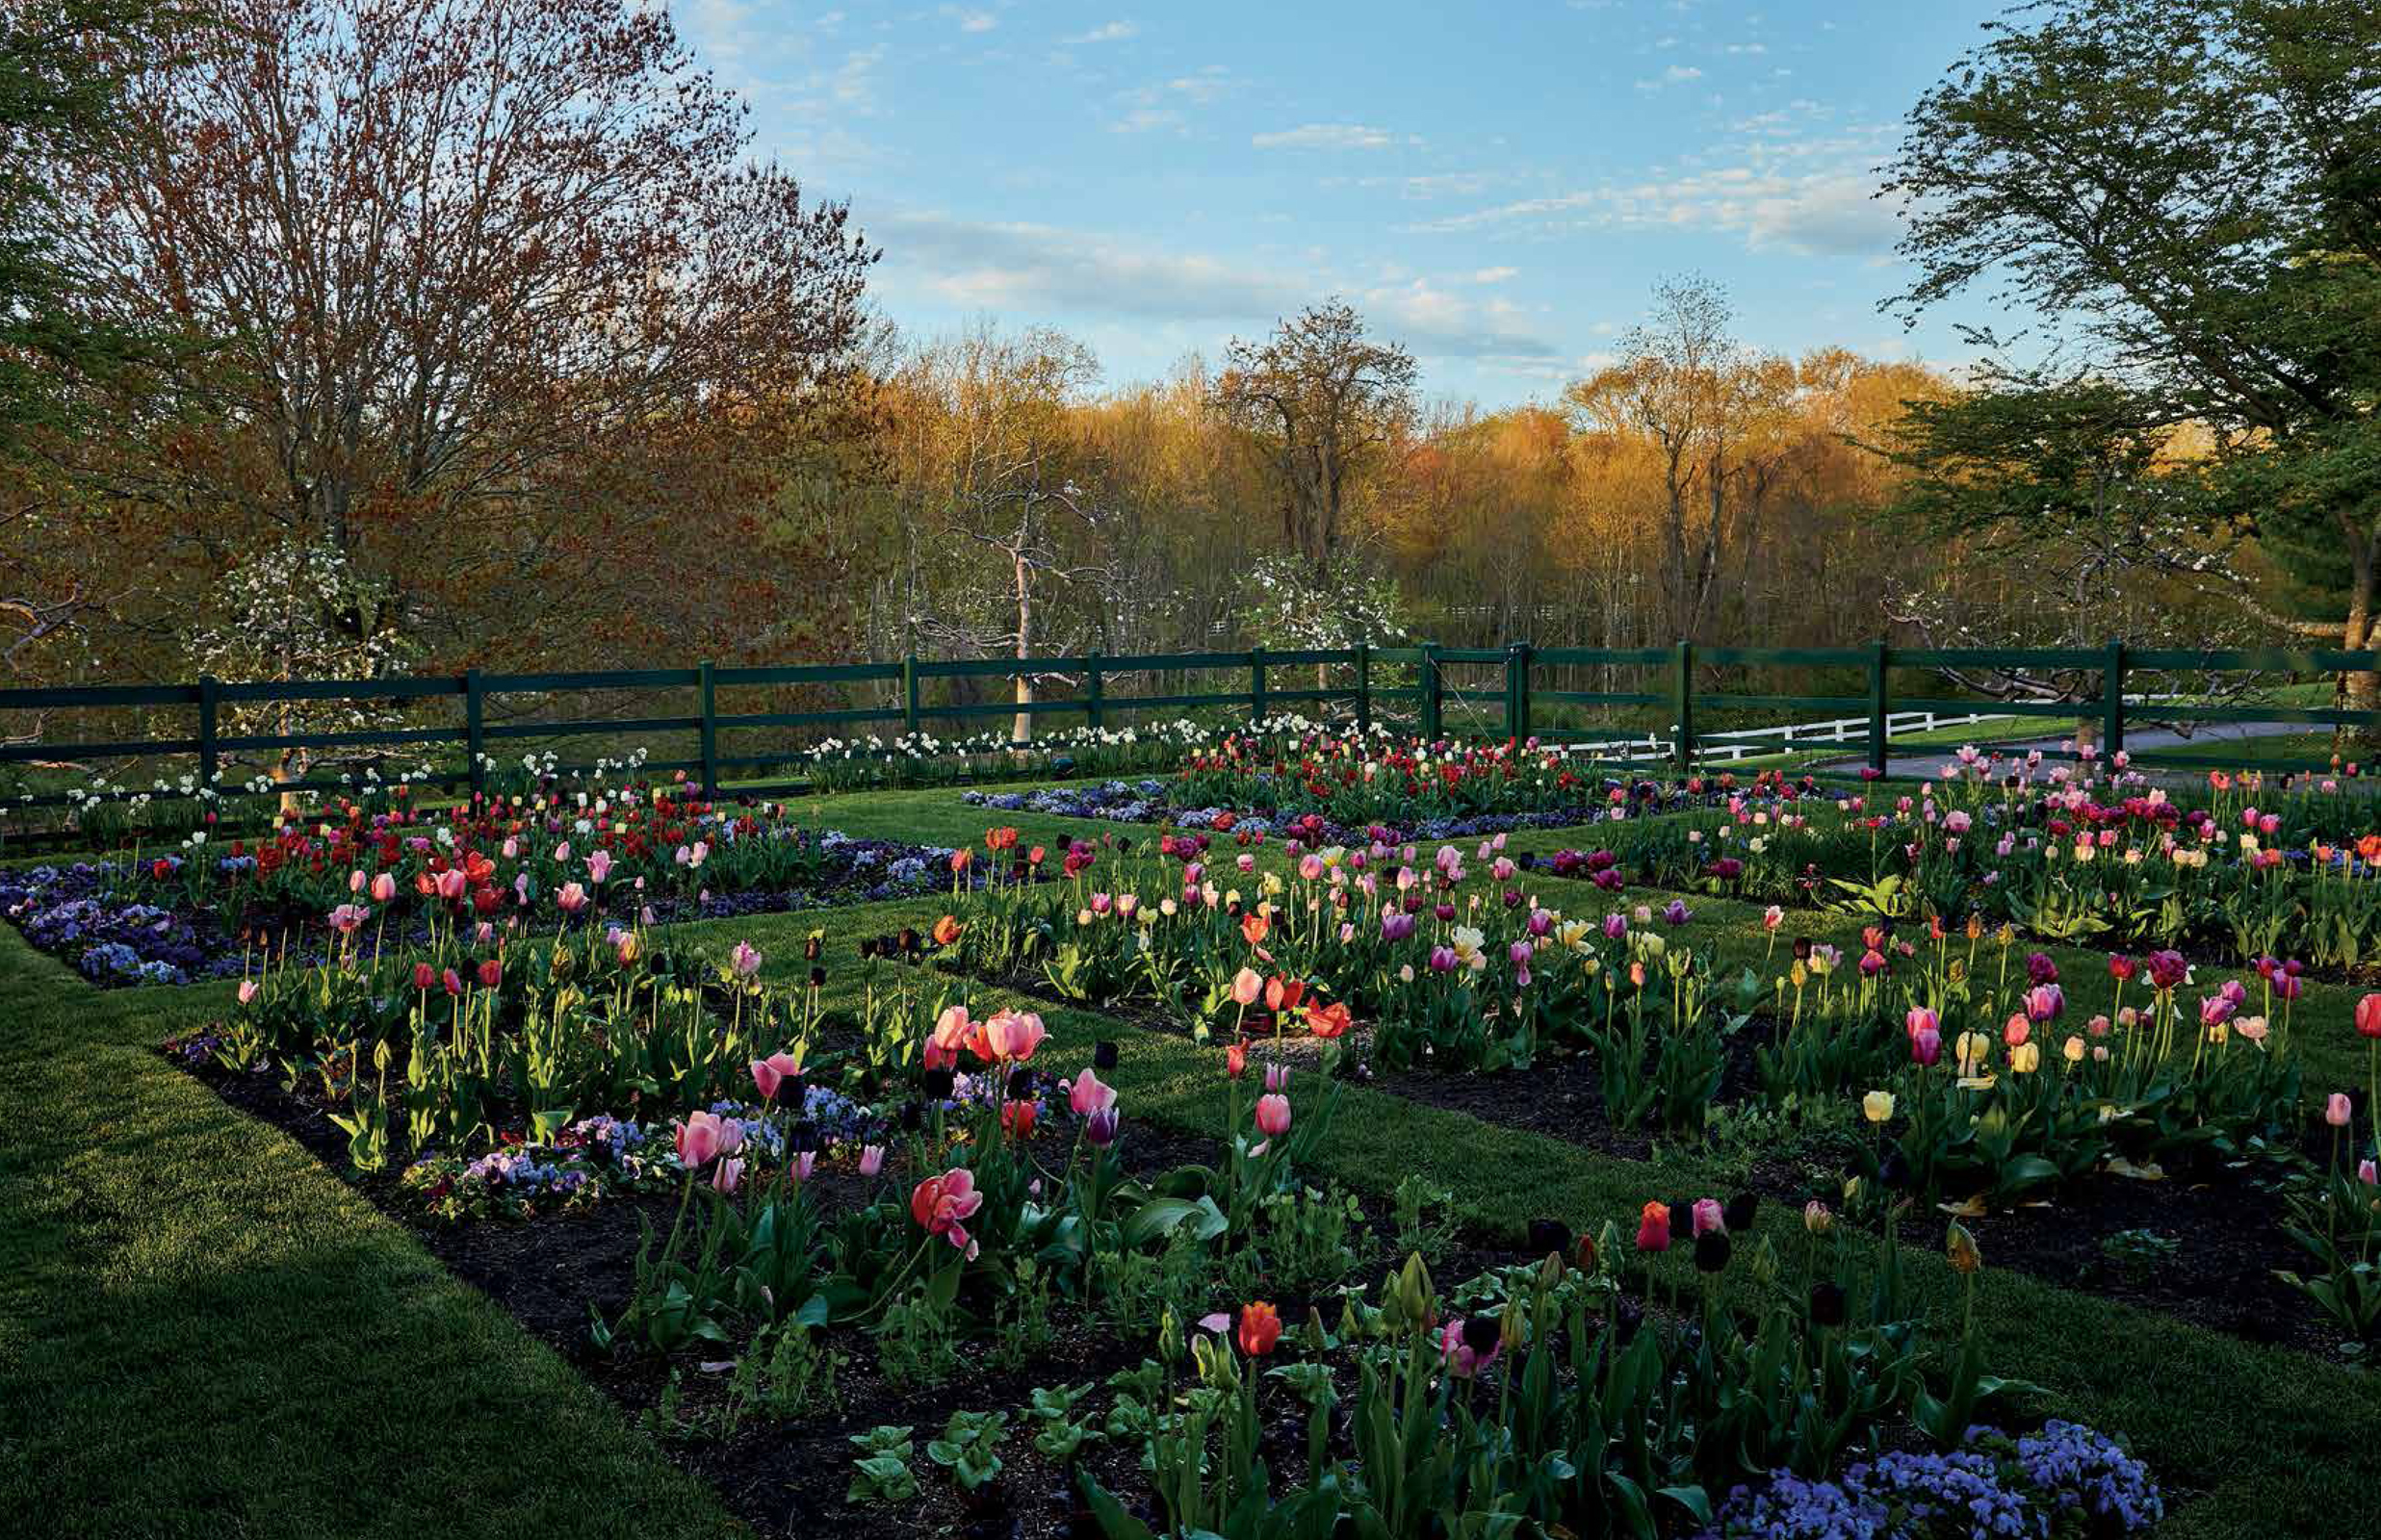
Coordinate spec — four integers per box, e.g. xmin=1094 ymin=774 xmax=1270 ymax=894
xmin=1421 ymin=643 xmax=1443 ymax=741
xmin=1249 ymin=646 xmax=1267 ymax=725
xmin=1866 ymin=639 xmax=1890 ymax=778
xmin=1671 ymin=639 xmax=1695 ymax=775
xmin=196 ymin=674 xmax=220 ymax=791
xmin=698 ymin=660 xmax=718 ymax=796
xmin=1083 ymin=651 xmax=1104 ymax=732
xmin=1354 ymin=643 xmax=1372 ymax=735
xmin=901 ymin=654 xmax=920 ymax=738
xmin=1508 ymin=639 xmax=1534 ymax=741
xmin=2103 ymin=638 xmax=2126 ymax=761
xmin=463 ymin=668 xmax=485 ymax=801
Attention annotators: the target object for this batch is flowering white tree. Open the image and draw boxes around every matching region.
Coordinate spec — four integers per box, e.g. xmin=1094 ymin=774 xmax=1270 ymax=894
xmin=187 ymin=537 xmax=415 ymax=784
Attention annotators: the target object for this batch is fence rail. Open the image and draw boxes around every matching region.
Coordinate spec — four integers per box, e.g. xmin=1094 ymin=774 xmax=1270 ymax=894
xmin=1 ymin=640 xmax=2374 ymax=818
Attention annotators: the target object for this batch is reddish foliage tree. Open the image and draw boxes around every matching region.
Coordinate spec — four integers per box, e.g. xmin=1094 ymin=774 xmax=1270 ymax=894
xmin=43 ymin=0 xmax=876 ymax=677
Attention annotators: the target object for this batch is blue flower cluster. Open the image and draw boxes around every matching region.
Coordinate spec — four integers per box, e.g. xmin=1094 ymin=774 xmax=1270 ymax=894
xmin=963 ymin=779 xmax=1172 ymax=825
xmin=0 ymin=864 xmax=236 ymax=988
xmin=1701 ymin=1423 xmax=2161 ymax=1539
xmin=2014 ymin=1420 xmax=2164 ymax=1531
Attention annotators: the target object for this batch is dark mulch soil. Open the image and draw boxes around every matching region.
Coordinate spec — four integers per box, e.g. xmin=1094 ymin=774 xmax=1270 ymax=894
xmin=1359 ymin=1034 xmax=2345 ymax=1360
xmin=176 ymin=1047 xmax=1529 ymax=1539
xmin=966 ymin=965 xmax=2354 ymax=1360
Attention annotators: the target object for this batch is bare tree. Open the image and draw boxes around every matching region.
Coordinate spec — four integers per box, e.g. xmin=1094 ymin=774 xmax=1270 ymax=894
xmin=1210 ymin=299 xmax=1417 ymax=581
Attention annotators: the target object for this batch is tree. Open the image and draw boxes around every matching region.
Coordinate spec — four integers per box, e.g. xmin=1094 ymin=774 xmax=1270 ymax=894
xmin=886 ymin=326 xmax=1109 ymax=743
xmin=1564 ymin=277 xmax=1797 ymax=643
xmin=1210 ymin=300 xmax=1417 ymax=581
xmin=0 ymin=0 xmax=193 ymax=690
xmin=1882 ymin=0 xmax=2381 ymax=729
xmin=41 ymin=0 xmax=876 ymax=689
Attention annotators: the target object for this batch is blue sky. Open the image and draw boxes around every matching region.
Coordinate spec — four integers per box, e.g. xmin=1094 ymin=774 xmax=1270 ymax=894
xmin=685 ymin=0 xmax=2013 ymax=407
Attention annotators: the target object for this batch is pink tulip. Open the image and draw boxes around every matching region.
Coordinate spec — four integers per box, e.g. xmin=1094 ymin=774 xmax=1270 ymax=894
xmin=985 ymin=1009 xmax=1047 ymax=1062
xmin=236 ymin=979 xmax=258 ymax=1005
xmin=2362 ymin=1159 xmax=2378 ymax=1186
xmin=370 ymin=872 xmax=397 ymax=904
xmin=1231 ymin=967 xmax=1264 ymax=1007
xmin=587 ymin=849 xmax=612 ymax=885
xmin=556 ymin=882 xmax=589 ymax=913
xmin=750 ymin=1051 xmax=802 ymax=1104
xmin=675 ymin=1110 xmax=731 ymax=1168
xmin=1255 ymin=1092 xmax=1292 ymax=1139
xmin=1068 ymin=1065 xmax=1117 ymax=1116
xmin=711 ymin=1157 xmax=744 ymax=1194
xmin=1692 ymin=1196 xmax=1725 ymax=1237
xmin=730 ymin=940 xmax=763 ymax=977
xmin=2328 ymin=1092 xmax=2354 ymax=1128
xmin=859 ymin=1144 xmax=886 ymax=1177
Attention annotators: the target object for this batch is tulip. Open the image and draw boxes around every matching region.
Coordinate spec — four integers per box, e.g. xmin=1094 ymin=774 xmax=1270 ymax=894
xmin=2362 ymin=1159 xmax=2378 ymax=1186
xmin=2359 ymin=994 xmax=2381 ymax=1040
xmin=730 ymin=940 xmax=763 ymax=978
xmin=237 ymin=979 xmax=258 ymax=1006
xmin=984 ymin=1009 xmax=1047 ymax=1062
xmin=1862 ymin=1090 xmax=1895 ymax=1124
xmin=711 ymin=1157 xmax=744 ymax=1194
xmin=412 ymin=962 xmax=435 ymax=992
xmin=1231 ymin=967 xmax=1264 ymax=1007
xmin=1911 ymin=1025 xmax=1942 ymax=1066
xmin=1264 ymin=1063 xmax=1290 ymax=1093
xmin=476 ymin=959 xmax=502 ymax=988
xmin=750 ymin=1051 xmax=803 ymax=1104
xmin=858 ymin=1144 xmax=886 ymax=1177
xmin=1307 ymin=999 xmax=1355 ymax=1039
xmin=1238 ymin=1301 xmax=1282 ymax=1357
xmin=675 ymin=1110 xmax=732 ymax=1168
xmin=1802 ymin=1200 xmax=1832 ymax=1235
xmin=1691 ymin=1196 xmax=1725 ymax=1237
xmin=910 ymin=1168 xmax=984 ymax=1254
xmin=370 ymin=872 xmax=397 ymax=904
xmin=1635 ymin=1199 xmax=1670 ymax=1252
xmin=1068 ymin=1065 xmax=1116 ymax=1116
xmin=1439 ymin=1316 xmax=1501 ymax=1378
xmin=1905 ymin=1006 xmax=1939 ymax=1040
xmin=1945 ymin=1220 xmax=1982 ymax=1275
xmin=1226 ymin=1041 xmax=1248 ymax=1079
xmin=1254 ymin=1092 xmax=1292 ymax=1139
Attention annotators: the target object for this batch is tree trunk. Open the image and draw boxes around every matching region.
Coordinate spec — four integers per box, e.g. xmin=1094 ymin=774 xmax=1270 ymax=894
xmin=1013 ymin=546 xmax=1034 ymax=748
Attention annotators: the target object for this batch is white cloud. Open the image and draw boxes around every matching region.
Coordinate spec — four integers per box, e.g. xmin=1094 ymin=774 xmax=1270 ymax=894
xmin=1067 ymin=20 xmax=1137 ymax=44
xmin=1107 ymin=65 xmax=1235 ymax=133
xmin=1468 ymin=266 xmax=1519 ymax=284
xmin=1251 ymin=123 xmax=1395 ymax=151
xmin=1636 ymin=64 xmax=1704 ymax=90
xmin=949 ymin=8 xmax=997 ymax=33
xmin=868 ymin=210 xmax=1562 ymax=361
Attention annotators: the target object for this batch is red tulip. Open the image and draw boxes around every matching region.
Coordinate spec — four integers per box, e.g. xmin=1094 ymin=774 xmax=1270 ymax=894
xmin=2358 ymin=993 xmax=2381 ymax=1040
xmin=1636 ymin=1199 xmax=1670 ymax=1252
xmin=1238 ymin=1300 xmax=1282 ymax=1356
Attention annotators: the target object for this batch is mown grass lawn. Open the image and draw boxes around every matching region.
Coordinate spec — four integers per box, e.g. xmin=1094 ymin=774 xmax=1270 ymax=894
xmin=6 ymin=783 xmax=2379 ymax=1537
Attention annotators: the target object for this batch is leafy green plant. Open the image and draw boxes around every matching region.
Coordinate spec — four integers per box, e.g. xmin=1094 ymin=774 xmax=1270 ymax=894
xmin=846 ymin=1425 xmax=919 ymax=1505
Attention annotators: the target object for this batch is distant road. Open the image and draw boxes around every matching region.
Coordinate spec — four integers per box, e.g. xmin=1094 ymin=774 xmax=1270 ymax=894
xmin=1816 ymin=718 xmax=2316 ymax=783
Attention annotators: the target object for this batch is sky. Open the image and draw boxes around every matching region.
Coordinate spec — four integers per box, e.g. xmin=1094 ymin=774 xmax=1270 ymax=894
xmin=683 ymin=0 xmax=2016 ymax=408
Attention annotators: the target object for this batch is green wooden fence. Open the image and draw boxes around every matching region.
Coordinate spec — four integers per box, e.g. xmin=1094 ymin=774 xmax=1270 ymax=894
xmin=0 ymin=641 xmax=2374 ymax=818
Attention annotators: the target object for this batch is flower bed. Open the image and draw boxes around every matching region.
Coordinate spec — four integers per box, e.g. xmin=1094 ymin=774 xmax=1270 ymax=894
xmin=152 ymin=911 xmax=2166 ymax=1538
xmin=940 ymin=817 xmax=2381 ymax=1357
xmin=1 ymin=778 xmax=1005 ymax=985
xmin=1551 ymin=755 xmax=2381 ymax=975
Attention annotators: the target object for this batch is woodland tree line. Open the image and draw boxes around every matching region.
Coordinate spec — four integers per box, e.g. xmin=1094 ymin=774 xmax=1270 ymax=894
xmin=2 ymin=0 xmax=2375 ymax=739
